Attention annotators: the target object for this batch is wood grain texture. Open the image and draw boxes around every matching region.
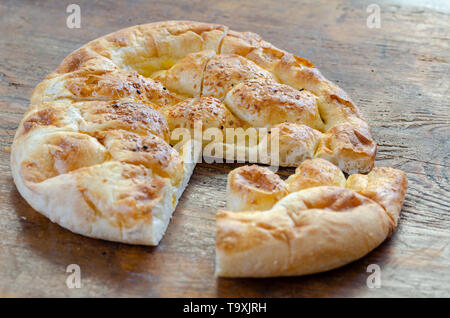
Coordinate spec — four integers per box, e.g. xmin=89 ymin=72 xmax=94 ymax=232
xmin=0 ymin=0 xmax=449 ymax=297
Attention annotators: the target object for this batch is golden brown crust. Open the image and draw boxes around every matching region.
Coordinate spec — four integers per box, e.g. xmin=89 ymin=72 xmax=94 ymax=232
xmin=29 ymin=20 xmax=376 ymax=174
xmin=54 ymin=47 xmax=114 ymax=75
xmin=202 ymin=54 xmax=275 ymax=100
xmin=224 ymin=78 xmax=324 ymax=130
xmin=286 ymin=158 xmax=346 ymax=192
xmin=31 ymin=69 xmax=182 ymax=107
xmin=166 ymin=97 xmax=241 ymax=133
xmin=314 ymin=123 xmax=377 ymax=174
xmin=216 ymin=160 xmax=408 ymax=277
xmin=220 ymin=30 xmax=262 ymax=56
xmin=75 ymin=162 xmax=170 ymax=230
xmin=227 ymin=165 xmax=288 ymax=212
xmin=78 ymin=99 xmax=170 ymax=141
xmin=153 ymin=50 xmax=216 ymax=97
xmin=346 ymin=167 xmax=408 ymax=229
xmin=20 ymin=132 xmax=107 ymax=184
xmin=96 ymin=130 xmax=184 ymax=185
xmin=266 ymin=123 xmax=322 ymax=166
xmin=18 ymin=99 xmax=170 ymax=141
xmin=12 ymin=21 xmax=390 ymax=251
xmin=216 ymin=187 xmax=391 ymax=277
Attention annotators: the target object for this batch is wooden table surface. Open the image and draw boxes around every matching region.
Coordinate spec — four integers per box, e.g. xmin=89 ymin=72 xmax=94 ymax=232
xmin=0 ymin=0 xmax=449 ymax=297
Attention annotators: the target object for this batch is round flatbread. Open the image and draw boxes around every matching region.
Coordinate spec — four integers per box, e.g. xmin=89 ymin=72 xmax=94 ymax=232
xmin=11 ymin=21 xmax=405 ymax=275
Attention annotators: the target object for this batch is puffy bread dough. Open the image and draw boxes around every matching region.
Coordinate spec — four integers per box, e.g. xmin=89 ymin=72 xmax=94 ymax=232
xmin=27 ymin=20 xmax=376 ymax=175
xmin=202 ymin=54 xmax=275 ymax=100
xmin=346 ymin=167 xmax=408 ymax=228
xmin=97 ymin=130 xmax=185 ymax=185
xmin=227 ymin=165 xmax=288 ymax=212
xmin=13 ymin=91 xmax=199 ymax=245
xmin=258 ymin=122 xmax=322 ymax=167
xmin=165 ymin=97 xmax=241 ymax=132
xmin=13 ymin=129 xmax=200 ymax=245
xmin=286 ymin=158 xmax=346 ymax=192
xmin=165 ymin=97 xmax=244 ymax=148
xmin=314 ymin=123 xmax=377 ymax=174
xmin=31 ymin=68 xmax=183 ymax=108
xmin=224 ymin=78 xmax=324 ymax=130
xmin=216 ymin=160 xmax=408 ymax=277
xmin=153 ymin=50 xmax=216 ymax=97
xmin=216 ymin=187 xmax=390 ymax=277
xmin=12 ymin=21 xmax=392 ymax=249
xmin=19 ymin=131 xmax=108 ymax=184
xmin=19 ymin=99 xmax=171 ymax=142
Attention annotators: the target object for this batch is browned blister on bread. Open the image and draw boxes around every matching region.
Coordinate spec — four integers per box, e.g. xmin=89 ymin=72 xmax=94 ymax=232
xmin=202 ymin=54 xmax=275 ymax=100
xmin=224 ymin=78 xmax=324 ymax=130
xmin=227 ymin=165 xmax=288 ymax=212
xmin=286 ymin=158 xmax=346 ymax=192
xmin=346 ymin=167 xmax=408 ymax=229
